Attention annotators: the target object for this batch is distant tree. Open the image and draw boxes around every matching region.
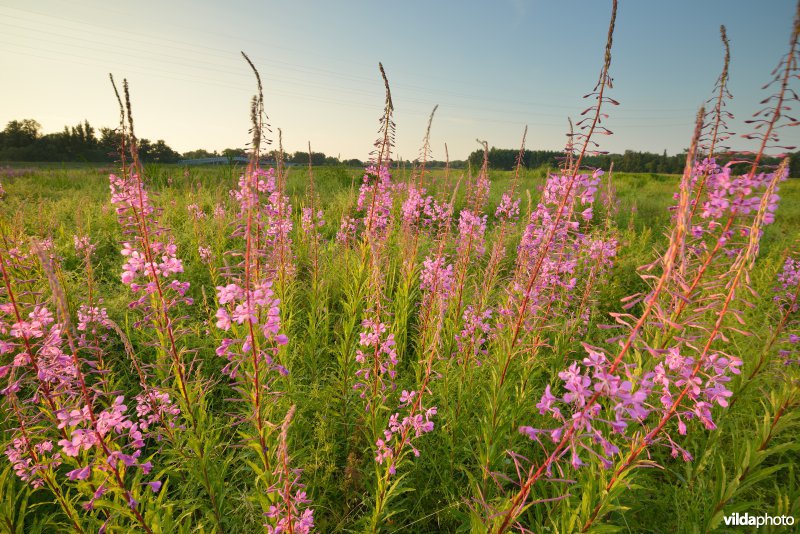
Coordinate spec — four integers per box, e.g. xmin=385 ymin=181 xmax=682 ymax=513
xmin=138 ymin=138 xmax=153 ymax=161
xmin=1 ymin=119 xmax=41 ymax=148
xmin=99 ymin=127 xmax=122 ymax=159
xmin=222 ymin=148 xmax=246 ymax=164
xmin=467 ymin=148 xmax=561 ymax=170
xmin=148 ymin=140 xmax=181 ymax=163
xmin=182 ymin=148 xmax=218 ymax=159
xmin=291 ymin=151 xmax=326 ymax=166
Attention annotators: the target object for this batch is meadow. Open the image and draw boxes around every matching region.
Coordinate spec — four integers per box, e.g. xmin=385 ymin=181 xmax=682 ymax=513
xmin=2 ymin=2 xmax=800 ymax=533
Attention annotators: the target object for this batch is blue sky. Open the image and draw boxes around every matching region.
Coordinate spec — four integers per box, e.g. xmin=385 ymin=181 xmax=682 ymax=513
xmin=1 ymin=0 xmax=797 ymax=160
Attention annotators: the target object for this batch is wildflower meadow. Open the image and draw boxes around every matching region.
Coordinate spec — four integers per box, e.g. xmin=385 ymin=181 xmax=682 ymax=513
xmin=2 ymin=1 xmax=800 ymax=532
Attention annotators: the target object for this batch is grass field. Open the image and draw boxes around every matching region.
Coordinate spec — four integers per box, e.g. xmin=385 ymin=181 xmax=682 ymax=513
xmin=1 ymin=161 xmax=799 ymax=532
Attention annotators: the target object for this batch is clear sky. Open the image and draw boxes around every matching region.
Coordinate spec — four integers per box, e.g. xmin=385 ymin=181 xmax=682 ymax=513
xmin=1 ymin=0 xmax=798 ymax=161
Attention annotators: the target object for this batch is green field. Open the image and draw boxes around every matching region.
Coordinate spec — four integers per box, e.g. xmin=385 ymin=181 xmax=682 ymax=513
xmin=1 ymin=163 xmax=799 ymax=533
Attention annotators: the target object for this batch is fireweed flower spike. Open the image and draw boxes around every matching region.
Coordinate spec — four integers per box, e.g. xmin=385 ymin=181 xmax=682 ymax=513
xmin=209 ymin=52 xmax=305 ymax=524
xmin=264 ymin=406 xmax=315 ymax=534
xmin=107 ymin=75 xmax=228 ymax=530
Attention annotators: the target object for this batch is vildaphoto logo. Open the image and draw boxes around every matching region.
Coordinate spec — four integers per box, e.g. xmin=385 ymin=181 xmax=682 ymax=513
xmin=723 ymin=512 xmax=795 ymax=528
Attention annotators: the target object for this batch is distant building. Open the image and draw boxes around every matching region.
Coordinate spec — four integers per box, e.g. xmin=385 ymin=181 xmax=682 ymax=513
xmin=179 ymin=157 xmax=249 ymax=166
xmin=179 ymin=157 xmax=294 ymax=166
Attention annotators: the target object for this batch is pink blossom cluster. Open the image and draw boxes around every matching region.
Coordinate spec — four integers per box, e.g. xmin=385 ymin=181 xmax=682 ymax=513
xmin=375 ymin=389 xmax=437 ymax=476
xmin=264 ymin=181 xmax=295 ymax=277
xmin=230 ymin=167 xmax=276 ymax=214
xmin=401 ymin=184 xmax=429 ymax=227
xmin=213 ymin=202 xmax=226 ymax=219
xmin=521 ymin=342 xmax=742 ymax=472
xmin=457 ymin=210 xmax=488 ymax=258
xmin=422 ymin=198 xmax=454 ymax=232
xmin=585 ymin=237 xmax=618 ymax=265
xmin=186 ymin=203 xmax=206 ymax=220
xmin=0 ymin=303 xmax=77 ymax=392
xmin=353 ymin=318 xmax=398 ymax=409
xmin=109 ymin=172 xmax=192 ymax=314
xmin=455 ymin=306 xmax=494 ymax=366
xmin=230 ymin=167 xmax=295 ymax=276
xmin=688 ymin=159 xmax=786 ymax=242
xmin=495 ymin=192 xmax=521 ymax=222
xmin=337 ymin=165 xmax=394 ymax=244
xmin=109 ymin=173 xmax=155 ymax=218
xmin=135 ymin=388 xmax=181 ymax=436
xmin=400 ymin=183 xmax=453 ymax=232
xmin=214 ymin=281 xmax=289 ymax=378
xmin=775 ymin=255 xmax=800 ymax=364
xmin=512 ymin=170 xmax=605 ymax=319
xmin=75 ymin=303 xmax=111 ymax=345
xmin=56 ymin=396 xmax=152 ymax=477
xmin=265 ymin=485 xmax=315 ymax=534
xmin=420 ymin=255 xmax=454 ymax=305
xmin=775 ymin=256 xmax=800 ymax=311
xmin=468 ymin=170 xmax=491 ymax=211
xmin=5 ymin=438 xmax=57 ymax=488
xmin=120 ymin=240 xmax=191 ymax=308
xmin=198 ymin=245 xmax=213 ymax=264
xmin=73 ymin=235 xmax=96 ymax=256
xmin=301 ymin=207 xmax=325 ymax=234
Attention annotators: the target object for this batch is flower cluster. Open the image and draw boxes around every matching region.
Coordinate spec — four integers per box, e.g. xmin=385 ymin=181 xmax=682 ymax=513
xmin=57 ymin=396 xmax=152 ymax=477
xmin=495 ymin=192 xmax=521 ymax=222
xmin=455 ymin=306 xmax=494 ymax=366
xmin=5 ymin=438 xmax=58 ymax=488
xmin=186 ymin=203 xmax=206 ymax=220
xmin=110 ymin=173 xmax=193 ymax=315
xmin=357 ymin=165 xmax=394 ymax=234
xmin=198 ymin=245 xmax=213 ymax=264
xmin=775 ymin=255 xmax=800 ymax=365
xmin=265 ymin=406 xmax=315 ymax=534
xmin=420 ymin=255 xmax=454 ymax=306
xmin=522 ymin=342 xmax=742 ymax=472
xmin=353 ymin=318 xmax=398 ymax=409
xmin=301 ymin=206 xmax=325 ymax=234
xmin=776 ymin=256 xmax=800 ymax=311
xmin=457 ymin=210 xmax=488 ymax=258
xmin=687 ymin=159 xmax=786 ymax=248
xmin=401 ymin=183 xmax=429 ymax=227
xmin=213 ymin=202 xmax=226 ymax=219
xmin=422 ymin=198 xmax=453 ymax=233
xmin=214 ymin=281 xmax=288 ymax=378
xmin=75 ymin=304 xmax=111 ymax=344
xmin=265 ymin=489 xmax=315 ymax=534
xmin=337 ymin=165 xmax=394 ymax=244
xmin=73 ymin=235 xmax=96 ymax=256
xmin=120 ymin=240 xmax=191 ymax=307
xmin=375 ymin=390 xmax=437 ymax=475
xmin=230 ymin=167 xmax=276 ymax=214
xmin=1 ymin=303 xmax=77 ymax=392
xmin=699 ymin=161 xmax=783 ymax=222
xmin=511 ymin=170 xmax=605 ymax=323
xmin=135 ymin=388 xmax=181 ymax=436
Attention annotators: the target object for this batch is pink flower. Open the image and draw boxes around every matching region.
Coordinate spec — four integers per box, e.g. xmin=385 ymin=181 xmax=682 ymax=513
xmin=215 ymin=308 xmax=232 ymax=331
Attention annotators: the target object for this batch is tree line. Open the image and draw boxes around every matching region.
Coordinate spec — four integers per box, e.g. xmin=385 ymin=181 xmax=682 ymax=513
xmin=0 ymin=119 xmax=357 ymax=166
xmin=0 ymin=119 xmax=183 ymax=163
xmin=466 ymin=147 xmax=800 ymax=176
xmin=3 ymin=119 xmax=797 ymax=175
